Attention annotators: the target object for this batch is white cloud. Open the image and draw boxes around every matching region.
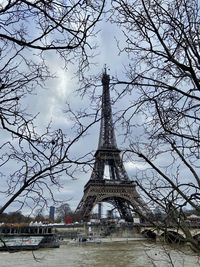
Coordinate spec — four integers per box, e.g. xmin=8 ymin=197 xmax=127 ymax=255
xmin=125 ymin=161 xmax=148 ymax=171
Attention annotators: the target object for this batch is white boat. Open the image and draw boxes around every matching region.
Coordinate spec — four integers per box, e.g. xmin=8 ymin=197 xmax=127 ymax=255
xmin=0 ymin=224 xmax=60 ymax=251
xmin=0 ymin=236 xmax=44 ymax=251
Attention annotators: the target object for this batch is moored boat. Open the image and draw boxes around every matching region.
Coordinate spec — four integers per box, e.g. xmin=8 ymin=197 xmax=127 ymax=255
xmin=0 ymin=223 xmax=60 ymax=251
xmin=0 ymin=235 xmax=44 ymax=251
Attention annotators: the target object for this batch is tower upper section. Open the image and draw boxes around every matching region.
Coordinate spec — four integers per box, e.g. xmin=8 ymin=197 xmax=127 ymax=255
xmin=97 ymin=69 xmax=117 ymax=150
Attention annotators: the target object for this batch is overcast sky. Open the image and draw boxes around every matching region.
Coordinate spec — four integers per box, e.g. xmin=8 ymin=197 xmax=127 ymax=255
xmin=23 ymin=17 xmax=146 ymax=216
xmin=1 ymin=2 xmax=197 ymax=218
xmin=0 ymin=15 xmax=137 ymax=216
xmin=4 ymin=17 xmax=183 ymax=216
xmin=42 ymin=20 xmax=132 ymax=214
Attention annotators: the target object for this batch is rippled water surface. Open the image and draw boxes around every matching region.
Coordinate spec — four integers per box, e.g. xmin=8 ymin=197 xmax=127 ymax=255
xmin=0 ymin=241 xmax=199 ymax=267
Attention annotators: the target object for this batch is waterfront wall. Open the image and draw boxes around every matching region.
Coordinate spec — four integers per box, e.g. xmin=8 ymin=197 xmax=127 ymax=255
xmin=55 ymin=223 xmax=141 ymax=239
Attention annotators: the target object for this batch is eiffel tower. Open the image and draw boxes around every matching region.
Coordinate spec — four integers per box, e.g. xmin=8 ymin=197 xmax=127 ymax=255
xmin=76 ymin=69 xmax=148 ymax=222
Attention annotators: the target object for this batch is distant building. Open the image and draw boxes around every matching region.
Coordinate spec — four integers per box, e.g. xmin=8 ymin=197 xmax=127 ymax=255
xmin=49 ymin=206 xmax=55 ymax=221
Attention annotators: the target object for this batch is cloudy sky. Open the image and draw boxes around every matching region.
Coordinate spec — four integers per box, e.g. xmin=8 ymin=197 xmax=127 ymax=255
xmin=1 ymin=1 xmax=198 ymax=219
xmin=39 ymin=20 xmax=133 ymax=214
xmin=0 ymin=12 xmax=138 ymax=216
xmin=3 ymin=1 xmax=195 ymax=218
xmin=23 ymin=15 xmax=149 ymax=217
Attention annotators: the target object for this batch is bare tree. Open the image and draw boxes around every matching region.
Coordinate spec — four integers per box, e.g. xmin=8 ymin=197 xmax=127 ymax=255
xmin=105 ymin=0 xmax=200 ymax=251
xmin=0 ymin=0 xmax=105 ymax=69
xmin=56 ymin=203 xmax=72 ymax=221
xmin=0 ymin=0 xmax=105 ymax=214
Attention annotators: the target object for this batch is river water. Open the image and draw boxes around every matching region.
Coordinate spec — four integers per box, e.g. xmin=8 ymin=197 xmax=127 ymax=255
xmin=0 ymin=240 xmax=199 ymax=267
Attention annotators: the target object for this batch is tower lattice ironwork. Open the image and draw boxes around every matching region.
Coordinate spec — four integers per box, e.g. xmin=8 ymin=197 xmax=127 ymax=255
xmin=76 ymin=69 xmax=148 ymax=222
